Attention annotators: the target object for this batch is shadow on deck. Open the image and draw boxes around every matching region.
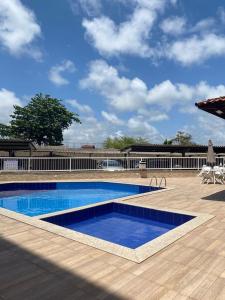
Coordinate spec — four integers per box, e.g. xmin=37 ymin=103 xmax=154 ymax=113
xmin=202 ymin=190 xmax=225 ymax=202
xmin=0 ymin=236 xmax=124 ymax=300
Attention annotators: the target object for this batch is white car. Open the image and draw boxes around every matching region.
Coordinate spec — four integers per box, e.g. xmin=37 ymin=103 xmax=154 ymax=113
xmin=98 ymin=159 xmax=124 ymax=171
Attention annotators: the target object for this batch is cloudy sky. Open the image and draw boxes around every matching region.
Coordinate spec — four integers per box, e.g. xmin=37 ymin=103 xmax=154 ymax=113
xmin=1 ymin=0 xmax=225 ymax=146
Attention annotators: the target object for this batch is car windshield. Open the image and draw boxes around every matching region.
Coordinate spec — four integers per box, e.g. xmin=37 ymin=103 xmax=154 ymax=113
xmin=101 ymin=160 xmax=121 ymax=167
xmin=108 ymin=160 xmax=120 ymax=167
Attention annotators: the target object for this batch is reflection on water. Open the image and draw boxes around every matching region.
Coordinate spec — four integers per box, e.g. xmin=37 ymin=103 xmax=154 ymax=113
xmin=0 ymin=188 xmax=136 ymax=217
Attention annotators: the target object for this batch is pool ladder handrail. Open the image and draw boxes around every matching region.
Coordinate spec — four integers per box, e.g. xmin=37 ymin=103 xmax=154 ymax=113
xmin=149 ymin=176 xmax=167 ymax=188
xmin=159 ymin=176 xmax=167 ymax=188
xmin=149 ymin=176 xmax=158 ymax=187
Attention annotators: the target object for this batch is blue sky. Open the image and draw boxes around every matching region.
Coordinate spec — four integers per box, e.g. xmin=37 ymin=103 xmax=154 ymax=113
xmin=1 ymin=0 xmax=225 ymax=146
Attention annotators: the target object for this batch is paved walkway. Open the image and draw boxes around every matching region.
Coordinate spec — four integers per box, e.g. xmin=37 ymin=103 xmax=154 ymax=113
xmin=1 ymin=177 xmax=225 ymax=299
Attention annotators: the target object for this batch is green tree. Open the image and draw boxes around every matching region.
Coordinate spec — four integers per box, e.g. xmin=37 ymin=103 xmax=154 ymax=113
xmin=0 ymin=93 xmax=81 ymax=145
xmin=103 ymin=136 xmax=149 ymax=150
xmin=163 ymin=139 xmax=172 ymax=145
xmin=164 ymin=131 xmax=195 ymax=146
xmin=0 ymin=124 xmax=12 ymax=139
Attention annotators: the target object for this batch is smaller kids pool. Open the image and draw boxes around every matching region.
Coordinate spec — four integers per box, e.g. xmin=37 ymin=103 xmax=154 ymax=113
xmin=43 ymin=202 xmax=195 ymax=249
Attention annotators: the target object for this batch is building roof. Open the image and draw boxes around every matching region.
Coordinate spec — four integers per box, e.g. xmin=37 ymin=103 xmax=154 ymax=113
xmin=121 ymin=144 xmax=225 ymax=154
xmin=0 ymin=139 xmax=36 ymax=151
xmin=195 ymin=96 xmax=225 ymax=119
xmin=36 ymin=146 xmax=120 ymax=154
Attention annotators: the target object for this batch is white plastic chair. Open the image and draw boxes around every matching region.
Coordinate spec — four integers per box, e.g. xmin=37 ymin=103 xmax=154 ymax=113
xmin=216 ymin=165 xmax=225 ymax=184
xmin=198 ymin=165 xmax=213 ymax=184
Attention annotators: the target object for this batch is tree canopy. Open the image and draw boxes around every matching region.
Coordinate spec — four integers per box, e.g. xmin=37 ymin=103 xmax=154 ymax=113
xmin=0 ymin=93 xmax=81 ymax=145
xmin=103 ymin=136 xmax=149 ymax=150
xmin=163 ymin=131 xmax=195 ymax=146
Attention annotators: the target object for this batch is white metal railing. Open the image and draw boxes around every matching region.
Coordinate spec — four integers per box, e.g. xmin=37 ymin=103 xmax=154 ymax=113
xmin=0 ymin=157 xmax=224 ymax=172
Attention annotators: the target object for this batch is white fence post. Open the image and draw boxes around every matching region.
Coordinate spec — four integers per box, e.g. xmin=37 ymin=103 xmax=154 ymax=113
xmin=127 ymin=157 xmax=130 ymax=170
xmin=170 ymin=157 xmax=173 ymax=171
xmin=28 ymin=157 xmax=31 ymax=172
xmin=69 ymin=157 xmax=72 ymax=172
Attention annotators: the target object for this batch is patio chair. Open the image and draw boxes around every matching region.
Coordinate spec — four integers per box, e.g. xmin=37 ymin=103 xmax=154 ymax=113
xmin=215 ymin=166 xmax=225 ymax=184
xmin=198 ymin=165 xmax=213 ymax=184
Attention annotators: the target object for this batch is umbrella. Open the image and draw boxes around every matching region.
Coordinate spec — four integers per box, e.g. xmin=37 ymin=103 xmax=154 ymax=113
xmin=207 ymin=139 xmax=216 ymax=166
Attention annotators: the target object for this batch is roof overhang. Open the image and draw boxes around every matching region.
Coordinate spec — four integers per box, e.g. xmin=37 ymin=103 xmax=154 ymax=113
xmin=195 ymin=96 xmax=225 ymax=119
xmin=121 ymin=144 xmax=225 ymax=154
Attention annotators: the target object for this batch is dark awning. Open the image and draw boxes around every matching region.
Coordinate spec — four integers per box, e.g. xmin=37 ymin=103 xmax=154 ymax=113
xmin=121 ymin=144 xmax=225 ymax=154
xmin=195 ymin=96 xmax=225 ymax=119
xmin=0 ymin=139 xmax=36 ymax=151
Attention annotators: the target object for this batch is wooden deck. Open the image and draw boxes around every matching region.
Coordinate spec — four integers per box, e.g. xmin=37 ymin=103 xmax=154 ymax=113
xmin=1 ymin=177 xmax=225 ymax=299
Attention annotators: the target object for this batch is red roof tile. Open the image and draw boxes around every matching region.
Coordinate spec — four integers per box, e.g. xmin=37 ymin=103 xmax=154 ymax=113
xmin=196 ymin=96 xmax=225 ymax=107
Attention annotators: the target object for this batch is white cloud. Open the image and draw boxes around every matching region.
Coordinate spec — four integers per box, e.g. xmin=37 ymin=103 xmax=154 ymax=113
xmin=196 ymin=113 xmax=225 ymax=145
xmin=138 ymin=108 xmax=169 ymax=121
xmin=147 ymin=80 xmax=194 ymax=109
xmin=127 ymin=115 xmax=162 ymax=142
xmin=160 ymin=15 xmax=216 ymax=38
xmin=66 ymin=99 xmax=93 ymax=114
xmin=179 ymin=106 xmax=198 ymax=114
xmin=159 ymin=13 xmax=225 ymax=66
xmin=148 ymin=80 xmax=225 ymax=110
xmin=63 ymin=108 xmax=225 ymax=146
xmin=101 ymin=111 xmax=124 ymax=125
xmin=82 ymin=0 xmax=166 ymax=57
xmin=160 ymin=16 xmax=186 ymax=36
xmin=193 ymin=81 xmax=225 ymax=99
xmin=81 ymin=60 xmax=225 ymax=113
xmin=49 ymin=60 xmax=75 ymax=86
xmin=63 ymin=116 xmax=108 ymax=146
xmin=78 ymin=1 xmax=225 ymax=66
xmin=167 ymin=33 xmax=225 ymax=65
xmin=183 ymin=112 xmax=225 ymax=145
xmin=0 ymin=88 xmax=22 ymax=123
xmin=69 ymin=0 xmax=102 ymax=16
xmin=0 ymin=0 xmax=41 ymax=58
xmin=64 ymin=113 xmax=163 ymax=145
xmin=149 ymin=113 xmax=169 ymax=122
xmin=80 ymin=60 xmax=149 ymax=111
xmin=191 ymin=18 xmax=216 ymax=34
xmin=218 ymin=7 xmax=225 ymax=25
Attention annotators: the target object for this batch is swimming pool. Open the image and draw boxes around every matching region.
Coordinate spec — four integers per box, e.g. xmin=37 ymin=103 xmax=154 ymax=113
xmin=0 ymin=181 xmax=161 ymax=217
xmin=0 ymin=181 xmax=213 ymax=262
xmin=43 ymin=202 xmax=194 ymax=249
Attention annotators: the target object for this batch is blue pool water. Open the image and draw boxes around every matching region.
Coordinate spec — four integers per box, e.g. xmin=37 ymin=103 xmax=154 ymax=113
xmin=0 ymin=182 xmax=159 ymax=217
xmin=43 ymin=202 xmax=195 ymax=249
